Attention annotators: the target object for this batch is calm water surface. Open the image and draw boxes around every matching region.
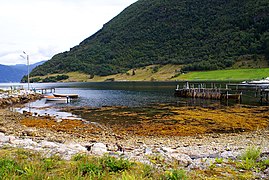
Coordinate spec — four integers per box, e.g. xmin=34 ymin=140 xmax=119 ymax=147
xmin=32 ymin=82 xmax=189 ymax=107
xmin=1 ymin=81 xmax=262 ymax=118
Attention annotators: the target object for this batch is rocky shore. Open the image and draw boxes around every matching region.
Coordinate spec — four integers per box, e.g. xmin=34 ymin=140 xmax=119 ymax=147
xmin=0 ymin=91 xmax=41 ymax=108
xmin=0 ymin=104 xmax=269 ymax=178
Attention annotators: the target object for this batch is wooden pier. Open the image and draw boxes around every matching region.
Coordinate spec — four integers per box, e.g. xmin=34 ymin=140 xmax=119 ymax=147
xmin=175 ymin=82 xmax=242 ymax=101
xmin=227 ymin=83 xmax=269 ymax=104
xmin=34 ymin=87 xmax=56 ymax=94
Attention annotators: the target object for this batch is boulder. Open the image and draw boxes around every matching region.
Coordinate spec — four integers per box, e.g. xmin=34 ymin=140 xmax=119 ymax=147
xmin=0 ymin=133 xmax=10 ymax=143
xmin=91 ymin=143 xmax=108 ymax=155
xmin=67 ymin=143 xmax=87 ymax=152
xmin=11 ymin=139 xmax=37 ymax=146
xmin=220 ymin=151 xmax=239 ymax=160
xmin=40 ymin=141 xmax=59 ymax=148
xmin=171 ymin=153 xmax=192 ymax=167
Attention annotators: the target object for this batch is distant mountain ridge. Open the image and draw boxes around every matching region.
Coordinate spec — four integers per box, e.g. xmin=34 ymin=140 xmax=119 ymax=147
xmin=0 ymin=61 xmax=46 ymax=83
xmin=31 ymin=0 xmax=269 ymax=77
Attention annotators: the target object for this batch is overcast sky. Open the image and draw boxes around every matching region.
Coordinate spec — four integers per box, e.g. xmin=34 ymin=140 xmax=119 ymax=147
xmin=0 ymin=0 xmax=137 ymax=65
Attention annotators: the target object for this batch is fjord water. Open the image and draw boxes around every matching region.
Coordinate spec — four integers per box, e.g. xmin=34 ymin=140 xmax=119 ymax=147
xmin=30 ymin=81 xmax=189 ymax=107
xmin=5 ymin=81 xmax=261 ymax=108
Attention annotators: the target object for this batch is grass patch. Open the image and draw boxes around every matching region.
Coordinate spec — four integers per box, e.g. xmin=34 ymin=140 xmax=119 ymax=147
xmin=164 ymin=169 xmax=187 ymax=180
xmin=236 ymin=146 xmax=269 ymax=172
xmin=174 ymin=68 xmax=269 ymax=81
xmin=239 ymin=146 xmax=261 ymax=161
xmin=0 ymin=147 xmax=268 ymax=179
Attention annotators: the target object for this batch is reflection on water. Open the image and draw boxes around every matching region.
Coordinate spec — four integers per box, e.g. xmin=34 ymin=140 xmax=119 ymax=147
xmin=16 ymin=99 xmax=80 ymax=120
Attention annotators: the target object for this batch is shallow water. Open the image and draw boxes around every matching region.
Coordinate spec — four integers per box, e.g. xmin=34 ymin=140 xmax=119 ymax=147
xmin=1 ymin=81 xmax=263 ymax=118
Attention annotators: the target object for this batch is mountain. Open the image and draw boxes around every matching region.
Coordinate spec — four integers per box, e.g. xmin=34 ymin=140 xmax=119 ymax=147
xmin=0 ymin=65 xmax=20 ymax=83
xmin=0 ymin=61 xmax=46 ymax=83
xmin=11 ymin=61 xmax=47 ymax=72
xmin=31 ymin=0 xmax=269 ymax=77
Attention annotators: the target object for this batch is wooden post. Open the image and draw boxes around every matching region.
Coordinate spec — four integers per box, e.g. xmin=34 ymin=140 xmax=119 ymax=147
xmin=265 ymin=91 xmax=268 ymax=105
xmin=260 ymin=90 xmax=263 ymax=105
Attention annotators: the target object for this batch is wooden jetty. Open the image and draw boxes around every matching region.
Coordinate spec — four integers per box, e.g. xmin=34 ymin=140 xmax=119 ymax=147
xmin=227 ymin=83 xmax=269 ymax=104
xmin=175 ymin=82 xmax=242 ymax=101
xmin=34 ymin=87 xmax=56 ymax=94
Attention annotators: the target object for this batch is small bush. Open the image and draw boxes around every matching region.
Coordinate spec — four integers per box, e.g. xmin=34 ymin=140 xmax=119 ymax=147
xmin=100 ymin=155 xmax=133 ymax=173
xmin=42 ymin=158 xmax=57 ymax=171
xmin=72 ymin=153 xmax=87 ymax=161
xmin=164 ymin=169 xmax=187 ymax=180
xmin=142 ymin=164 xmax=154 ymax=178
xmin=0 ymin=158 xmax=24 ymax=177
xmin=78 ymin=162 xmax=103 ymax=177
xmin=258 ymin=159 xmax=269 ymax=171
xmin=237 ymin=158 xmax=256 ymax=170
xmin=215 ymin=157 xmax=224 ymax=164
xmin=240 ymin=146 xmax=261 ymax=161
xmin=121 ymin=171 xmax=143 ymax=180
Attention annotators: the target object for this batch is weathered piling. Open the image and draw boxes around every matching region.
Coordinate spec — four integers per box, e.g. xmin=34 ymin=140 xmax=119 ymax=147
xmin=175 ymin=82 xmax=242 ymax=101
xmin=259 ymin=89 xmax=269 ymax=105
xmin=174 ymin=88 xmax=223 ymax=99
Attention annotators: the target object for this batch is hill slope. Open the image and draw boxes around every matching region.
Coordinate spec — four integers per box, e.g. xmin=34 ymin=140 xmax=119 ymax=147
xmin=31 ymin=0 xmax=269 ymax=77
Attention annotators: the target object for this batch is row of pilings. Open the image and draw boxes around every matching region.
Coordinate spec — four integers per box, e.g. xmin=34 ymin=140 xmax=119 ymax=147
xmin=175 ymin=88 xmax=223 ymax=99
xmin=174 ymin=82 xmax=242 ymax=101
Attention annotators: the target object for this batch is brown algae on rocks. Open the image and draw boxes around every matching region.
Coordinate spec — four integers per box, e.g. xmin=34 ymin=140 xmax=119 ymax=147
xmin=20 ymin=105 xmax=269 ymax=137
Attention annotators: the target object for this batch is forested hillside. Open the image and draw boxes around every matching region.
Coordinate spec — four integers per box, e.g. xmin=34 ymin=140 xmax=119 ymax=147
xmin=31 ymin=0 xmax=269 ymax=77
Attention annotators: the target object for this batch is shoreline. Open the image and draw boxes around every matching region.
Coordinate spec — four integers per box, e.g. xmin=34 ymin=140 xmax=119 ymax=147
xmin=0 ymin=91 xmax=41 ymax=108
xmin=1 ymin=106 xmax=269 ymax=159
xmin=0 ymin=95 xmax=269 ymax=178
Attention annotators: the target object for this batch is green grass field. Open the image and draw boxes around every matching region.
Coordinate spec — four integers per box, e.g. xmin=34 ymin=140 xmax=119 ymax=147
xmin=32 ymin=66 xmax=269 ymax=82
xmin=174 ymin=68 xmax=269 ymax=81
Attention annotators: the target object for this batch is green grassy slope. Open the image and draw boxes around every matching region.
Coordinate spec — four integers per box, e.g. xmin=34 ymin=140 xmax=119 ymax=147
xmin=174 ymin=68 xmax=269 ymax=81
xmin=30 ymin=66 xmax=269 ymax=82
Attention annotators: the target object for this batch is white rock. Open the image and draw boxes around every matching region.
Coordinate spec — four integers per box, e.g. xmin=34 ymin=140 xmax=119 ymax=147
xmin=40 ymin=141 xmax=59 ymax=148
xmin=91 ymin=143 xmax=107 ymax=155
xmin=220 ymin=151 xmax=239 ymax=159
xmin=188 ymin=158 xmax=213 ymax=170
xmin=144 ymin=147 xmax=152 ymax=155
xmin=67 ymin=143 xmax=87 ymax=152
xmin=160 ymin=146 xmax=175 ymax=153
xmin=171 ymin=153 xmax=192 ymax=167
xmin=0 ymin=134 xmax=10 ymax=143
xmin=11 ymin=139 xmax=37 ymax=146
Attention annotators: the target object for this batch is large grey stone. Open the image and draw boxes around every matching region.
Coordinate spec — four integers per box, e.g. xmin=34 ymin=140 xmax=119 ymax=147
xmin=67 ymin=143 xmax=87 ymax=152
xmin=11 ymin=139 xmax=38 ymax=146
xmin=40 ymin=141 xmax=59 ymax=148
xmin=171 ymin=153 xmax=192 ymax=167
xmin=91 ymin=143 xmax=108 ymax=155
